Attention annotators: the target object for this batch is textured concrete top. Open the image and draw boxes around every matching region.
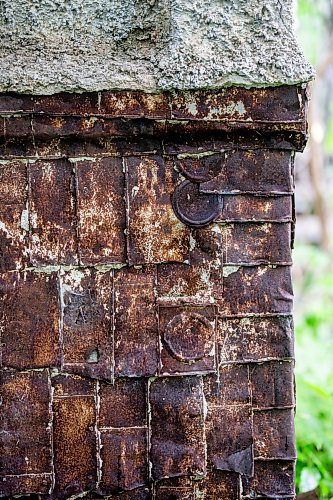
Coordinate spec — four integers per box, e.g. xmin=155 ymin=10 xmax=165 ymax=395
xmin=0 ymin=0 xmax=314 ymax=94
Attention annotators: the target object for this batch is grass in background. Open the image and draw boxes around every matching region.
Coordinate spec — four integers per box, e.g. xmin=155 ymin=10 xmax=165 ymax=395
xmin=293 ymin=244 xmax=333 ymax=497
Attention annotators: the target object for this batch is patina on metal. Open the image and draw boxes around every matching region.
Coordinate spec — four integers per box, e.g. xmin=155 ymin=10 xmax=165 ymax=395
xmin=0 ymin=85 xmax=306 ymax=499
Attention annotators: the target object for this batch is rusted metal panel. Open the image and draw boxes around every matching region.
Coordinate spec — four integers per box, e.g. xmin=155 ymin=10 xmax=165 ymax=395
xmin=253 ymin=409 xmax=297 ymax=460
xmin=0 ymin=161 xmax=28 ymax=271
xmin=99 ymin=378 xmax=147 ymax=428
xmin=52 ymin=374 xmax=97 ymax=497
xmin=61 ymin=268 xmax=113 ymax=380
xmin=250 ymin=361 xmax=295 ymax=409
xmin=0 ymin=271 xmax=60 ymax=369
xmin=150 ymin=376 xmax=206 ymax=480
xmin=217 ymin=316 xmax=294 ymax=363
xmin=217 ymin=194 xmax=293 ymax=222
xmin=157 ymin=226 xmax=223 ymax=305
xmin=33 ymin=92 xmax=100 ymax=116
xmin=114 ymin=267 xmax=159 ymax=377
xmin=218 ymin=265 xmax=293 ymax=316
xmin=204 ymin=364 xmax=250 ymax=406
xmin=126 ymin=156 xmax=189 ymax=265
xmin=171 ymin=86 xmax=305 ymax=123
xmin=99 ymin=428 xmax=148 ymax=495
xmin=221 ymin=222 xmax=292 ymax=265
xmin=100 ymin=91 xmax=170 ymax=119
xmin=159 ymin=306 xmax=216 ymax=375
xmin=206 ymin=405 xmax=253 ymax=476
xmin=200 ymin=149 xmax=293 ymax=195
xmin=0 ymin=87 xmax=305 ymax=498
xmin=196 ymin=471 xmax=240 ymax=500
xmin=155 ymin=477 xmax=196 ymax=499
xmin=76 ymin=157 xmax=126 ymax=265
xmin=0 ymin=369 xmax=52 ymax=496
xmin=29 ymin=159 xmax=78 ymax=266
xmin=3 ymin=115 xmax=33 ymax=139
xmin=242 ymin=460 xmax=295 ymax=498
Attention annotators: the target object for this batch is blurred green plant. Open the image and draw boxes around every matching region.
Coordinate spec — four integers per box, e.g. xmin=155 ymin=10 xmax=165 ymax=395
xmin=293 ymin=244 xmax=333 ymax=497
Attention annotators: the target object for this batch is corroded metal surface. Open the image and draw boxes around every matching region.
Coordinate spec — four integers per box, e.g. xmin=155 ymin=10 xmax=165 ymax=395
xmin=0 ymin=86 xmax=307 ymax=499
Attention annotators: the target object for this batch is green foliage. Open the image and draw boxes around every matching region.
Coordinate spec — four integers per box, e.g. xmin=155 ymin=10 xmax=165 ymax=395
xmin=293 ymin=244 xmax=333 ymax=497
xmin=297 ymin=0 xmax=330 ymax=66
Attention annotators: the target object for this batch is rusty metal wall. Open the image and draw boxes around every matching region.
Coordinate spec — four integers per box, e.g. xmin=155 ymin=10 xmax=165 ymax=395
xmin=0 ymin=86 xmax=307 ymax=499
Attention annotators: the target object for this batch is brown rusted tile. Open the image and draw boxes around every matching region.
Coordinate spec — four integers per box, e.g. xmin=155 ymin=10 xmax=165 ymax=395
xmin=61 ymin=268 xmax=113 ymax=380
xmin=4 ymin=115 xmax=33 ymax=138
xmin=196 ymin=470 xmax=240 ymax=500
xmin=0 ymin=271 xmax=60 ymax=369
xmin=253 ymin=409 xmax=296 ymax=460
xmin=101 ymin=91 xmax=170 ymax=119
xmin=0 ymin=369 xmax=52 ymax=495
xmin=250 ymin=361 xmax=295 ymax=409
xmin=99 ymin=378 xmax=147 ymax=428
xmin=114 ymin=267 xmax=159 ymax=377
xmin=32 ymin=115 xmax=158 ymax=139
xmin=204 ymin=364 xmax=250 ymax=406
xmin=155 ymin=477 xmax=195 ymax=499
xmin=221 ymin=223 xmax=292 ymax=265
xmin=242 ymin=460 xmax=295 ymax=498
xmin=76 ymin=157 xmax=126 ymax=265
xmin=29 ymin=159 xmax=78 ymax=266
xmin=218 ymin=195 xmax=293 ymax=222
xmin=126 ymin=156 xmax=189 ymax=265
xmin=218 ymin=265 xmax=293 ymax=316
xmin=52 ymin=374 xmax=97 ymax=497
xmin=0 ymin=93 xmax=34 ymax=113
xmin=33 ymin=92 xmax=99 ymax=116
xmin=0 ymin=161 xmax=29 ymax=271
xmin=0 ymin=473 xmax=52 ymax=497
xmin=159 ymin=306 xmax=216 ymax=375
xmin=52 ymin=373 xmax=95 ymax=398
xmin=171 ymin=86 xmax=304 ymax=123
xmin=157 ymin=226 xmax=222 ymax=305
xmin=150 ymin=376 xmax=205 ymax=480
xmin=206 ymin=405 xmax=253 ymax=476
xmin=200 ymin=149 xmax=293 ymax=195
xmin=175 ymin=154 xmax=224 ymax=182
xmin=217 ymin=316 xmax=294 ymax=363
xmin=99 ymin=428 xmax=148 ymax=495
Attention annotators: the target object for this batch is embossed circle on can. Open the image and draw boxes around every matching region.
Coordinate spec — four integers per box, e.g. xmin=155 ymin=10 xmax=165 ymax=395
xmin=172 ymin=180 xmax=223 ymax=228
xmin=163 ymin=312 xmax=214 ymax=362
xmin=176 ymin=155 xmax=223 ymax=182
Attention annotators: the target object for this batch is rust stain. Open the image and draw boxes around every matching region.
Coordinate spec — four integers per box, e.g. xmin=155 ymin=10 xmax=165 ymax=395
xmin=29 ymin=159 xmax=78 ymax=266
xmin=61 ymin=268 xmax=113 ymax=381
xmin=0 ymin=271 xmax=60 ymax=369
xmin=0 ymin=87 xmax=306 ymax=498
xmin=126 ymin=156 xmax=190 ymax=265
xmin=76 ymin=157 xmax=126 ymax=265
